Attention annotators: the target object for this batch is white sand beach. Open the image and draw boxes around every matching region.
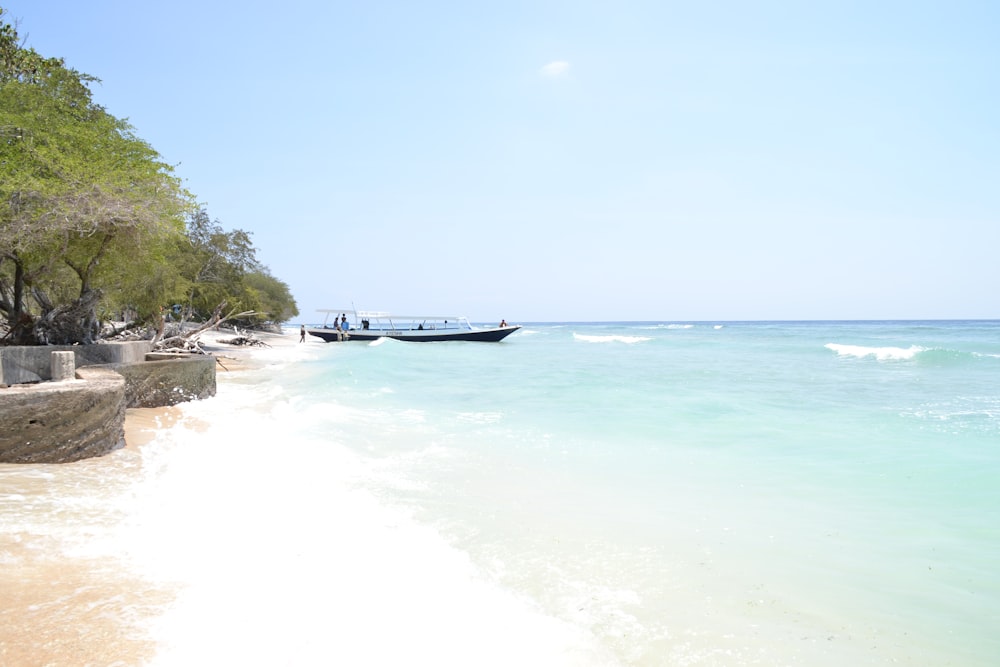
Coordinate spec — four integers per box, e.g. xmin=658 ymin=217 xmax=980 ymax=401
xmin=5 ymin=322 xmax=997 ymax=666
xmin=123 ymin=327 xmax=291 ymax=449
xmin=1 ymin=328 xmax=317 ymax=667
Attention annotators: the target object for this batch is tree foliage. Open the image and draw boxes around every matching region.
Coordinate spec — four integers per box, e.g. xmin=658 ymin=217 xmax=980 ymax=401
xmin=1 ymin=9 xmax=189 ymax=343
xmin=173 ymin=207 xmax=297 ymax=325
xmin=239 ymin=269 xmax=299 ymax=325
xmin=0 ymin=8 xmax=298 ymax=343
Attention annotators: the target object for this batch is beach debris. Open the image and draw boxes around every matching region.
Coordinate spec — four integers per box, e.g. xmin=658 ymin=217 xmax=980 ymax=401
xmin=150 ymin=302 xmax=263 ymax=354
xmin=217 ymin=327 xmax=270 ymax=348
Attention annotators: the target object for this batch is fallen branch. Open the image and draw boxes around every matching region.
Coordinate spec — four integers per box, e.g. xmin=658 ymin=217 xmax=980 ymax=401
xmin=151 ymin=302 xmax=267 ymax=354
xmin=218 ymin=326 xmax=271 ymax=348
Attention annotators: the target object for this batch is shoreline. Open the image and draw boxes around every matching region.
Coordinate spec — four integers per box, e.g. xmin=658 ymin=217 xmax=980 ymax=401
xmin=123 ymin=327 xmax=298 ymax=448
xmin=6 ymin=321 xmax=995 ymax=665
xmin=0 ymin=326 xmax=304 ymax=667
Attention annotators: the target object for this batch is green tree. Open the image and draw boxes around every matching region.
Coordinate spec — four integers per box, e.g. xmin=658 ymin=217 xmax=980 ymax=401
xmin=1 ymin=8 xmax=298 ymax=341
xmin=240 ymin=269 xmax=299 ymax=325
xmin=178 ymin=207 xmax=260 ymax=321
xmin=0 ymin=8 xmax=189 ymax=343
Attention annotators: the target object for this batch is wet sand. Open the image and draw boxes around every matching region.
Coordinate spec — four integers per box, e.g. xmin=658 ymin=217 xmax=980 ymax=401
xmin=122 ymin=327 xmax=299 ymax=442
xmin=125 ymin=405 xmax=186 ymax=448
xmin=123 ymin=329 xmax=267 ymax=448
xmin=0 ymin=328 xmax=299 ymax=667
xmin=0 ymin=555 xmax=173 ymax=667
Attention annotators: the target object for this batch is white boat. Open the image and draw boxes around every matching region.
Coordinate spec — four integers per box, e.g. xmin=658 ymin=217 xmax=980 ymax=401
xmin=307 ymin=309 xmax=520 ymax=343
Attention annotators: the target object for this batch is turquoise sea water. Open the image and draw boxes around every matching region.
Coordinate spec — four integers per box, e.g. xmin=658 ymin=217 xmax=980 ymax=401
xmin=298 ymin=320 xmax=1000 ymax=665
xmin=3 ymin=320 xmax=998 ymax=665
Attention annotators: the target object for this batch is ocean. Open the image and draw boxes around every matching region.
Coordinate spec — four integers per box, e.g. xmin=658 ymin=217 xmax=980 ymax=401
xmin=1 ymin=320 xmax=998 ymax=665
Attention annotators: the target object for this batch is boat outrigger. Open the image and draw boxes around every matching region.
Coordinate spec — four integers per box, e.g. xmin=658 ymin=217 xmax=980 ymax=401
xmin=307 ymin=309 xmax=521 ymax=343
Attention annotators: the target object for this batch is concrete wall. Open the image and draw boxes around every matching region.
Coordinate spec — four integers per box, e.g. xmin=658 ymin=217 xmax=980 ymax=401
xmin=0 ymin=345 xmax=217 ymax=464
xmin=0 ymin=341 xmax=152 ymax=385
xmin=113 ymin=355 xmax=217 ymax=408
xmin=0 ymin=367 xmax=126 ymax=463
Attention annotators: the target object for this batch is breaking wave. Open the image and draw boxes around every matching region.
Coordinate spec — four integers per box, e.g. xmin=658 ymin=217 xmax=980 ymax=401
xmin=573 ymin=333 xmax=652 ymax=344
xmin=638 ymin=324 xmax=694 ymax=330
xmin=826 ymin=344 xmax=1000 ymax=365
xmin=825 ymin=343 xmax=926 ymax=361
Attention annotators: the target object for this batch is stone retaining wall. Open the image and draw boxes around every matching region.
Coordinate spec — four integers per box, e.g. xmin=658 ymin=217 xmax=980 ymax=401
xmin=0 ymin=345 xmax=217 ymax=464
xmin=0 ymin=367 xmax=126 ymax=463
xmin=113 ymin=355 xmax=217 ymax=408
xmin=0 ymin=341 xmax=152 ymax=385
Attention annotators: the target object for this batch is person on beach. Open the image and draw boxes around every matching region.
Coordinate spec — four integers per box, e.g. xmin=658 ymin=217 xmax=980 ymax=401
xmin=299 ymin=324 xmax=306 ymax=342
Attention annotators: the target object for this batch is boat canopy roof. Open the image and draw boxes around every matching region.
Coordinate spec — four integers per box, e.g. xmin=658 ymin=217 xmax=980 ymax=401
xmin=318 ymin=309 xmax=469 ymax=321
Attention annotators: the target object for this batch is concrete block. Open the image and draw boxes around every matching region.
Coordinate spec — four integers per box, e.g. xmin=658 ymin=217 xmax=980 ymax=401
xmin=51 ymin=351 xmax=76 ymax=381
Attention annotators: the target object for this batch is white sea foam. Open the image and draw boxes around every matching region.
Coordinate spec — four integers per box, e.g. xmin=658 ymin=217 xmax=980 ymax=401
xmin=825 ymin=343 xmax=927 ymax=360
xmin=400 ymin=408 xmax=426 ymax=422
xmin=126 ymin=373 xmax=610 ymax=666
xmin=6 ymin=321 xmax=996 ymax=667
xmin=573 ymin=333 xmax=652 ymax=344
xmin=638 ymin=324 xmax=694 ymax=330
xmin=457 ymin=411 xmax=504 ymax=424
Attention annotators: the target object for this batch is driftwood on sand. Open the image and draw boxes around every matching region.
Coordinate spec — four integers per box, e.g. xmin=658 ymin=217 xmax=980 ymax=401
xmin=217 ymin=329 xmax=271 ymax=348
xmin=151 ymin=303 xmax=264 ymax=355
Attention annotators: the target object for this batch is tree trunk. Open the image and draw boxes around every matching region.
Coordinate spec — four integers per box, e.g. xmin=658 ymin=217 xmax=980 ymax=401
xmin=33 ymin=288 xmax=103 ymax=345
xmin=2 ymin=259 xmax=36 ymax=345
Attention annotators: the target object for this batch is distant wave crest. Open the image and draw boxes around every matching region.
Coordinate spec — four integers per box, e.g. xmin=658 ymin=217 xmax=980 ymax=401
xmin=638 ymin=324 xmax=694 ymax=330
xmin=827 ymin=344 xmax=1000 ymax=366
xmin=825 ymin=343 xmax=927 ymax=360
xmin=574 ymin=333 xmax=652 ymax=344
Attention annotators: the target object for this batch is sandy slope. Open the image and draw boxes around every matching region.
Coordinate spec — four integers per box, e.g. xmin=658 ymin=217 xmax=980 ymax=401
xmin=124 ymin=327 xmax=298 ymax=447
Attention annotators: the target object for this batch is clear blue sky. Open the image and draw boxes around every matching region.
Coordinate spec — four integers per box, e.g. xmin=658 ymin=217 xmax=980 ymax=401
xmin=6 ymin=1 xmax=999 ymax=321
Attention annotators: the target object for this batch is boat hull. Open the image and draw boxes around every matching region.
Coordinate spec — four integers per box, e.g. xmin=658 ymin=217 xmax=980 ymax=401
xmin=308 ymin=325 xmax=520 ymax=343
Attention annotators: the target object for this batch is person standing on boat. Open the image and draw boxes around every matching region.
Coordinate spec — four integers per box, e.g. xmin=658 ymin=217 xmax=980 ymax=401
xmin=500 ymin=319 xmax=507 ymax=328
xmin=340 ymin=314 xmax=349 ymax=330
xmin=299 ymin=324 xmax=306 ymax=342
